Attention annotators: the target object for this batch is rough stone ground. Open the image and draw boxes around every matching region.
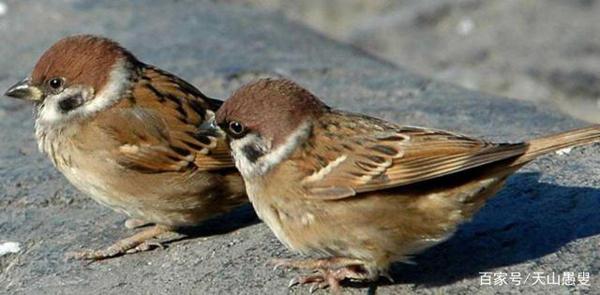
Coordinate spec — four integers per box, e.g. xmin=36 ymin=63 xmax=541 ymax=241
xmin=229 ymin=0 xmax=600 ymax=124
xmin=0 ymin=0 xmax=598 ymax=294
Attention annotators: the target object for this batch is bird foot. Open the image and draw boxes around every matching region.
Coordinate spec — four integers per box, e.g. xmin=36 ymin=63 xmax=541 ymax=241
xmin=124 ymin=239 xmax=165 ymax=254
xmin=287 ymin=267 xmax=368 ymax=294
xmin=66 ymin=225 xmax=172 ymax=261
xmin=269 ymin=257 xmax=363 ymax=271
xmin=269 ymin=257 xmax=371 ymax=293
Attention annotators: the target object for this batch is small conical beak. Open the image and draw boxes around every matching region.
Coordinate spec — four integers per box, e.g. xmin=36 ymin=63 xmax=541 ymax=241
xmin=4 ymin=77 xmax=42 ymax=101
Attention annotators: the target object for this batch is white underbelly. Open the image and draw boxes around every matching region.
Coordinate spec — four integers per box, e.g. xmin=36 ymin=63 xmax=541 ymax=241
xmin=246 ymin=184 xmax=298 ymax=251
xmin=61 ymin=167 xmax=133 ymax=216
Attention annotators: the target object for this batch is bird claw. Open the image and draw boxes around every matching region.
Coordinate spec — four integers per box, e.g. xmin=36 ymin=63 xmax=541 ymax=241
xmin=66 ymin=247 xmax=121 ymax=261
xmin=381 ymin=271 xmax=395 ymax=283
xmin=309 ymin=282 xmax=329 ymax=293
xmin=67 ymin=239 xmax=166 ymax=260
xmin=285 ymin=272 xmax=336 ymax=293
xmin=268 ymin=258 xmax=294 ymax=272
xmin=288 ymin=277 xmax=299 ymax=288
xmin=269 ymin=257 xmax=373 ymax=293
xmin=65 ymin=225 xmax=172 ymax=261
xmin=125 ymin=240 xmax=164 ymax=254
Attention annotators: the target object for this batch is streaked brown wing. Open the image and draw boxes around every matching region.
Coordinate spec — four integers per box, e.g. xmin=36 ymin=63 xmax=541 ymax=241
xmin=295 ymin=111 xmax=527 ymax=199
xmin=98 ymin=66 xmax=234 ymax=173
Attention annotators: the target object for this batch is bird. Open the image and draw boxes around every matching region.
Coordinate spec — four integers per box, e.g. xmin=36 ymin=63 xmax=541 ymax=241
xmin=4 ymin=35 xmax=247 ymax=260
xmin=215 ymin=78 xmax=600 ymax=292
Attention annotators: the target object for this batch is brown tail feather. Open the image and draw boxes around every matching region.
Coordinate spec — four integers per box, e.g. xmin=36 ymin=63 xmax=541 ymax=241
xmin=513 ymin=125 xmax=600 ymax=166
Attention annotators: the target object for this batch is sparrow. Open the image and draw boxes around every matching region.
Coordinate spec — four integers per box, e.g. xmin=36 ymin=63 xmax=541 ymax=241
xmin=4 ymin=35 xmax=247 ymax=260
xmin=215 ymin=78 xmax=600 ymax=292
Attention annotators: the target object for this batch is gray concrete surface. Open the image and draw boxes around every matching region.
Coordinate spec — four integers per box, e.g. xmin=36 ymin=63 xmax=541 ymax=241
xmin=0 ymin=0 xmax=598 ymax=294
xmin=230 ymin=0 xmax=600 ymax=124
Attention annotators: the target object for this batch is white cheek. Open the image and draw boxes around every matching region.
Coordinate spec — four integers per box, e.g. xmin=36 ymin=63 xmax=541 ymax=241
xmin=35 ymin=59 xmax=130 ymax=126
xmin=79 ymin=61 xmax=129 ymax=115
xmin=37 ymin=86 xmax=94 ymax=125
xmin=229 ymin=121 xmax=311 ymax=179
xmin=37 ymin=97 xmax=64 ymax=123
xmin=230 ymin=134 xmax=269 ymax=179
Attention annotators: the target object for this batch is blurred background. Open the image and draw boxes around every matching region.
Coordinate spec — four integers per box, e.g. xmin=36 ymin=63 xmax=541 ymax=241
xmin=1 ymin=1 xmax=599 ymax=293
xmin=222 ymin=0 xmax=600 ymax=123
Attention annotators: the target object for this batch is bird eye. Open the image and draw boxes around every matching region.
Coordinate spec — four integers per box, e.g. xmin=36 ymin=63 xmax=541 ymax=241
xmin=228 ymin=121 xmax=245 ymax=136
xmin=48 ymin=77 xmax=64 ymax=90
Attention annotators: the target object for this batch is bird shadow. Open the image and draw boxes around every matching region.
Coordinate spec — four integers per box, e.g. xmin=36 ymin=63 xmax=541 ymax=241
xmin=351 ymin=172 xmax=600 ymax=290
xmin=178 ymin=203 xmax=260 ymax=238
xmin=168 ymin=203 xmax=260 ymax=243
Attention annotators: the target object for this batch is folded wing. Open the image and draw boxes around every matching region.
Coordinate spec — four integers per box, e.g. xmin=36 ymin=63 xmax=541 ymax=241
xmin=296 ymin=111 xmax=527 ymax=199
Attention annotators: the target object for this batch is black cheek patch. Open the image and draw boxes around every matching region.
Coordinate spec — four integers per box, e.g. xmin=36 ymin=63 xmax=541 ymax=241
xmin=242 ymin=144 xmax=264 ymax=163
xmin=58 ymin=95 xmax=84 ymax=112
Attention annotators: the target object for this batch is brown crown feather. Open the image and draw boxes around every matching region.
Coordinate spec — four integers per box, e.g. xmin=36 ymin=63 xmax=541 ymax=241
xmin=31 ymin=35 xmax=138 ymax=93
xmin=216 ymin=78 xmax=328 ymax=146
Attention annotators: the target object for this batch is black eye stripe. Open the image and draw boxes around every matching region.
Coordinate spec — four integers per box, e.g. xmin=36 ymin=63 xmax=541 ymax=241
xmin=242 ymin=144 xmax=263 ymax=163
xmin=58 ymin=95 xmax=84 ymax=112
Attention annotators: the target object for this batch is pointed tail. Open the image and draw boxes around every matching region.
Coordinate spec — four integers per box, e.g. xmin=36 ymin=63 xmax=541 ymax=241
xmin=513 ymin=125 xmax=600 ymax=166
